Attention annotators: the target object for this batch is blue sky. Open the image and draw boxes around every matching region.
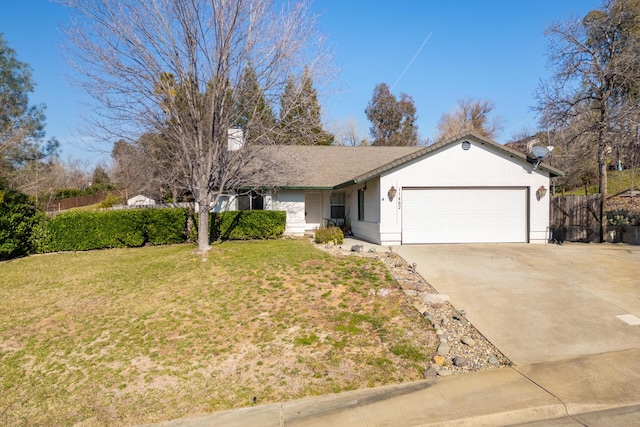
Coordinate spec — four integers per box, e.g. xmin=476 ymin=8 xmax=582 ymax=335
xmin=0 ymin=0 xmax=602 ymax=165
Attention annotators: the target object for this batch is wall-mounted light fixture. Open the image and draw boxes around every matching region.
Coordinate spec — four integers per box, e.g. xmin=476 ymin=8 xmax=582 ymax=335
xmin=388 ymin=186 xmax=397 ymax=201
xmin=536 ymin=185 xmax=547 ymax=201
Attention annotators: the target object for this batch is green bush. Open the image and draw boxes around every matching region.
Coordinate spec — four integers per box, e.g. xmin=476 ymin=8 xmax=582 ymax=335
xmin=44 ymin=208 xmax=191 ymax=251
xmin=53 ymin=183 xmax=115 ymax=200
xmin=145 ymin=208 xmax=189 ymax=245
xmin=0 ymin=185 xmax=43 ymax=260
xmin=606 ymin=209 xmax=640 ymax=226
xmin=98 ymin=193 xmax=124 ymax=208
xmin=210 ymin=210 xmax=286 ymax=241
xmin=47 ymin=210 xmax=147 ymax=251
xmin=27 ymin=207 xmax=280 ymax=255
xmin=314 ymin=226 xmax=344 ymax=245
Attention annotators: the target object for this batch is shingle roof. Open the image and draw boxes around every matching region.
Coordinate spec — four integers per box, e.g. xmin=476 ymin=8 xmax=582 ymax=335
xmin=253 ymin=133 xmax=564 ymax=190
xmin=255 ymin=145 xmax=422 ymax=188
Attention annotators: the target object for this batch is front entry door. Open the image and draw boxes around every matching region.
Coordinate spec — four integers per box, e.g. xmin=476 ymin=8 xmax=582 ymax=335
xmin=305 ymin=192 xmax=322 ymax=229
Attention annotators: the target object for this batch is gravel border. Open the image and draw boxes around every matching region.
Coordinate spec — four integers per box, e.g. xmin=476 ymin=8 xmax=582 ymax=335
xmin=318 ymin=243 xmax=511 ymax=377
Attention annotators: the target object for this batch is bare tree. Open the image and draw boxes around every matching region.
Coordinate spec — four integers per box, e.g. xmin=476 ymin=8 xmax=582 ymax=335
xmin=435 ymin=97 xmax=503 ymax=142
xmin=329 ymin=117 xmax=367 ymax=146
xmin=536 ymin=0 xmax=640 ymax=241
xmin=61 ymin=0 xmax=328 ymax=253
xmin=110 ymin=139 xmax=146 ymax=201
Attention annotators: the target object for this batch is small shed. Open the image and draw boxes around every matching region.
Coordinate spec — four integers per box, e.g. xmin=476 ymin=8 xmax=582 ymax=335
xmin=127 ymin=194 xmax=156 ymax=207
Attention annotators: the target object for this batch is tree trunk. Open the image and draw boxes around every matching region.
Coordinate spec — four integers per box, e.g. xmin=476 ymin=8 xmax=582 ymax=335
xmin=197 ymin=201 xmax=211 ymax=254
xmin=598 ymin=142 xmax=608 ymax=243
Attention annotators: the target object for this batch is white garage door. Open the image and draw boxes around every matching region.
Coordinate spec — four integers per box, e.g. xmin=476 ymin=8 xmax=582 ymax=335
xmin=402 ymin=188 xmax=528 ymax=244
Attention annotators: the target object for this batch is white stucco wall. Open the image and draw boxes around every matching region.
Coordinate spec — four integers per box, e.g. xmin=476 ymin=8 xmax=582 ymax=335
xmin=378 ymin=139 xmax=551 ymax=245
xmin=344 ymin=177 xmax=382 ymax=244
xmin=272 ymin=190 xmax=306 ymax=235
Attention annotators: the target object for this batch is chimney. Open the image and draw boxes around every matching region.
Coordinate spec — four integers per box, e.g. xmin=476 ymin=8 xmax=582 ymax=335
xmin=228 ymin=128 xmax=244 ymax=151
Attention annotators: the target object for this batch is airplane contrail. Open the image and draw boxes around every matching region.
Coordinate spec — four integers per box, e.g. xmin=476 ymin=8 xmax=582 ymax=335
xmin=391 ymin=32 xmax=433 ymax=91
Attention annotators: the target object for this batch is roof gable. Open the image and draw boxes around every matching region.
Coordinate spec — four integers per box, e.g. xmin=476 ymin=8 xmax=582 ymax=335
xmin=253 ymin=133 xmax=564 ymax=190
xmin=334 ymin=133 xmax=564 ymax=188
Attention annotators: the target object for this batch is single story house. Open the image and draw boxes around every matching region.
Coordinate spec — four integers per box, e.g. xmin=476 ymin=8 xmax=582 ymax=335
xmin=226 ymin=133 xmax=563 ymax=245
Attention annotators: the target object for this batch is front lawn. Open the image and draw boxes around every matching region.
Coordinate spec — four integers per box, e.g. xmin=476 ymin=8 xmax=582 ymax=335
xmin=0 ymin=240 xmax=436 ymax=426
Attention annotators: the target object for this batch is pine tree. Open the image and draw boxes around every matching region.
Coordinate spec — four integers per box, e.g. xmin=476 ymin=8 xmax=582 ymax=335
xmin=278 ymin=67 xmax=332 ymax=145
xmin=235 ymin=64 xmax=276 ymax=144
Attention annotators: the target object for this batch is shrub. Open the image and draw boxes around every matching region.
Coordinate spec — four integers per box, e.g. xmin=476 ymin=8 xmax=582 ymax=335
xmin=314 ymin=226 xmax=344 ymax=245
xmin=98 ymin=193 xmax=124 ymax=208
xmin=30 ymin=216 xmax=53 ymax=254
xmin=606 ymin=209 xmax=640 ymax=226
xmin=145 ymin=208 xmax=189 ymax=245
xmin=210 ymin=210 xmax=286 ymax=241
xmin=53 ymin=183 xmax=115 ymax=200
xmin=0 ymin=185 xmax=43 ymax=260
xmin=47 ymin=210 xmax=147 ymax=251
xmin=45 ymin=208 xmax=191 ymax=251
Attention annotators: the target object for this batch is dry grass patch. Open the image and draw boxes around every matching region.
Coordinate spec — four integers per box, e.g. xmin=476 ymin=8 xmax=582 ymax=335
xmin=0 ymin=240 xmax=436 ymax=426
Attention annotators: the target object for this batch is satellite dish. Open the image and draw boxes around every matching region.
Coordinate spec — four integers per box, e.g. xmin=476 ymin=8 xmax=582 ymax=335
xmin=531 ymin=145 xmax=551 ymax=169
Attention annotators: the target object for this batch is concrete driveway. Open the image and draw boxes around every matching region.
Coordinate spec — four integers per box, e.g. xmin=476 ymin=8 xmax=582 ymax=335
xmin=396 ymin=243 xmax=640 ymax=365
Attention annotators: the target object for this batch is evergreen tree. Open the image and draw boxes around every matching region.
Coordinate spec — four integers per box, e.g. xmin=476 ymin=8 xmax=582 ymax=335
xmin=0 ymin=178 xmax=42 ymax=260
xmin=0 ymin=33 xmax=58 ymax=180
xmin=365 ymin=83 xmax=418 ymax=146
xmin=278 ymin=67 xmax=332 ymax=145
xmin=235 ymin=64 xmax=276 ymax=144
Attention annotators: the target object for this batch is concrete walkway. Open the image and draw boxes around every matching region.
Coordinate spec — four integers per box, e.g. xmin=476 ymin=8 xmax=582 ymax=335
xmin=144 ymin=241 xmax=640 ymax=426
xmin=147 ymin=349 xmax=640 ymax=426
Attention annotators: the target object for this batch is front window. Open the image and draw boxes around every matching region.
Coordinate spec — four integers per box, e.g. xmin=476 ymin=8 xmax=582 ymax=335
xmin=237 ymin=191 xmax=264 ymax=210
xmin=358 ymin=189 xmax=365 ymax=221
xmin=330 ymin=192 xmax=346 ymax=221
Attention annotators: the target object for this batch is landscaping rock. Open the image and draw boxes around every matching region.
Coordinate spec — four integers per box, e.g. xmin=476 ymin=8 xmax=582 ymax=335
xmin=433 ymin=355 xmax=446 ymax=366
xmin=452 ymin=356 xmax=468 ymax=367
xmin=461 ymin=336 xmax=476 ymax=347
xmin=423 ymin=367 xmax=438 ymax=379
xmin=423 ymin=294 xmax=450 ymax=306
xmin=351 ymin=244 xmax=363 ymax=252
xmin=404 ymin=282 xmax=419 ymax=291
xmin=413 ymin=302 xmax=427 ymax=315
xmin=436 ymin=343 xmax=450 ymax=355
xmin=488 ymin=356 xmax=500 ymax=366
xmin=437 ymin=368 xmax=453 ymax=376
xmin=423 ymin=314 xmax=436 ymax=325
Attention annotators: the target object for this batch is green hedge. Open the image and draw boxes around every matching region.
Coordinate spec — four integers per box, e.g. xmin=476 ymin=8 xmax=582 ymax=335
xmin=0 ymin=185 xmax=43 ymax=260
xmin=146 ymin=208 xmax=189 ymax=245
xmin=43 ymin=208 xmax=189 ymax=252
xmin=37 ymin=208 xmax=282 ymax=253
xmin=9 ymin=207 xmax=283 ymax=257
xmin=210 ymin=210 xmax=286 ymax=241
xmin=47 ymin=210 xmax=147 ymax=251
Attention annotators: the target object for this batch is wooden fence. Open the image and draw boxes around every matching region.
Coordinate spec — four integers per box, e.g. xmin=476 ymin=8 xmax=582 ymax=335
xmin=550 ymin=195 xmax=602 ymax=243
xmin=42 ymin=192 xmax=111 ymax=212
